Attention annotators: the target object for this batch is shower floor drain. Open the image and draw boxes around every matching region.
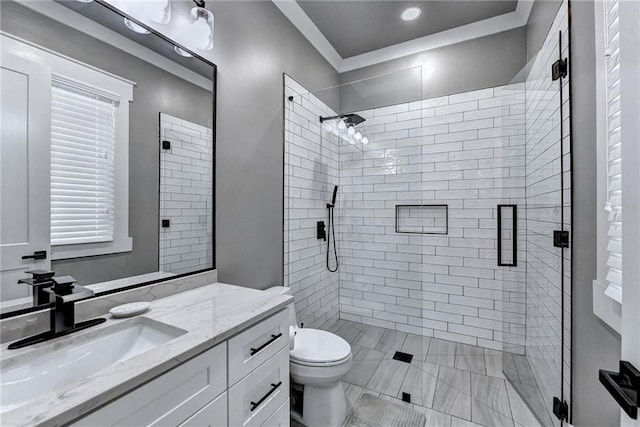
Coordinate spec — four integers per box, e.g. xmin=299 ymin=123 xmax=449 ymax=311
xmin=393 ymin=351 xmax=413 ymax=364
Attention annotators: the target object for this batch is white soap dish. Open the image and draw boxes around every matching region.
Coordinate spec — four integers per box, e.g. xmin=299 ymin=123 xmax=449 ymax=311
xmin=109 ymin=302 xmax=150 ymax=318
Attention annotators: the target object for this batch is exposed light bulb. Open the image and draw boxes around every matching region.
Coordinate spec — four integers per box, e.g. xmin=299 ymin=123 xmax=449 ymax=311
xmin=337 ymin=120 xmax=346 ymax=130
xmin=355 ymin=132 xmax=362 ymax=140
xmin=362 ymin=137 xmax=369 ymax=145
xmin=174 ymin=46 xmax=193 ymax=57
xmin=190 ymin=7 xmax=215 ymax=50
xmin=146 ymin=0 xmax=171 ymax=24
xmin=124 ymin=18 xmax=150 ymax=34
xmin=348 ymin=126 xmax=355 ymax=135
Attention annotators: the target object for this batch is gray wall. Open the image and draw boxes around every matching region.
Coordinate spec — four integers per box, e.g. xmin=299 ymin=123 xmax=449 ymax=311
xmin=338 ymin=27 xmax=527 ymax=107
xmin=568 ymin=2 xmax=621 ymax=425
xmin=207 ymin=1 xmax=339 ymax=288
xmin=1 ymin=1 xmax=213 ymax=285
xmin=526 ymin=0 xmax=563 ymax=62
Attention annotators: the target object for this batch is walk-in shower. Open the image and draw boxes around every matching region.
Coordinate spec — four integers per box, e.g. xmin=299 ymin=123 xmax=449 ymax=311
xmin=283 ymin=2 xmax=572 ymax=424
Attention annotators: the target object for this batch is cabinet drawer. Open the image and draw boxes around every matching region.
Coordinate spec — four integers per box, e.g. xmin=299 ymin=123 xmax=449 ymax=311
xmin=73 ymin=343 xmax=227 ymax=427
xmin=179 ymin=392 xmax=227 ymax=427
xmin=228 ymin=308 xmax=289 ymax=385
xmin=229 ymin=346 xmax=290 ymax=427
xmin=263 ymin=399 xmax=290 ymax=427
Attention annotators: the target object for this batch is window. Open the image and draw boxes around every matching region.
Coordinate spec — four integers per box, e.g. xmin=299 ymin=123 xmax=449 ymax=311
xmin=604 ymin=0 xmax=622 ymax=300
xmin=50 ymin=79 xmax=117 ymax=246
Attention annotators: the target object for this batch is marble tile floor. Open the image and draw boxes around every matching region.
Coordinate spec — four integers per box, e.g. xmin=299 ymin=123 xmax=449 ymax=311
xmin=317 ymin=319 xmax=542 ymax=427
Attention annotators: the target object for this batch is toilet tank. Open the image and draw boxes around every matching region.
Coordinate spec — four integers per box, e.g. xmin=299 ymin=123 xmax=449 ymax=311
xmin=264 ymin=286 xmax=297 ymax=328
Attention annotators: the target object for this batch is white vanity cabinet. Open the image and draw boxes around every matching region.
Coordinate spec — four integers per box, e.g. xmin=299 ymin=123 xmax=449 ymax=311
xmin=71 ymin=308 xmax=291 ymax=427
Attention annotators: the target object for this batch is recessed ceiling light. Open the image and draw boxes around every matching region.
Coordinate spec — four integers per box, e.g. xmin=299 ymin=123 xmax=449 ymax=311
xmin=401 ymin=6 xmax=422 ymax=21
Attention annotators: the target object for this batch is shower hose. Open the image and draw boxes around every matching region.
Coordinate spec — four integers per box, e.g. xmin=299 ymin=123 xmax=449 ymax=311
xmin=327 ymin=204 xmax=339 ymax=272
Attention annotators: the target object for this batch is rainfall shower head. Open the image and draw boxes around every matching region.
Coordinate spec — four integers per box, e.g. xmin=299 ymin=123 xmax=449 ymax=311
xmin=343 ymin=114 xmax=365 ymax=127
xmin=319 ymin=113 xmax=366 ymax=127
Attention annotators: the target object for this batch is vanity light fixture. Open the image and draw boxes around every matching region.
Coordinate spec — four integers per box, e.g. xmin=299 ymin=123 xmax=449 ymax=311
xmin=190 ymin=0 xmax=215 ymax=50
xmin=337 ymin=119 xmax=347 ymax=130
xmin=401 ymin=6 xmax=422 ymax=21
xmin=354 ymin=132 xmax=362 ymax=140
xmin=347 ymin=126 xmax=355 ymax=136
xmin=123 ymin=18 xmax=151 ymax=34
xmin=174 ymin=46 xmax=194 ymax=58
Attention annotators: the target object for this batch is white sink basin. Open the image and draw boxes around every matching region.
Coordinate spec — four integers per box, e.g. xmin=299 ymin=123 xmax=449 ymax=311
xmin=1 ymin=317 xmax=186 ymax=414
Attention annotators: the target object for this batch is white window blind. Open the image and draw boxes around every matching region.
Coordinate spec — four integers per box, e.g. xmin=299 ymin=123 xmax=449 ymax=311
xmin=50 ymin=79 xmax=118 ymax=246
xmin=604 ymin=0 xmax=622 ymax=293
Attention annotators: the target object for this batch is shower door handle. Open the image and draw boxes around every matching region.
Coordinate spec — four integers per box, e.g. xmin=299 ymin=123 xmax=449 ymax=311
xmin=497 ymin=205 xmax=517 ymax=267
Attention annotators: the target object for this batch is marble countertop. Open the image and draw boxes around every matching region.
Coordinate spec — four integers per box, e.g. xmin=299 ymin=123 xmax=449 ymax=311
xmin=0 ymin=282 xmax=292 ymax=427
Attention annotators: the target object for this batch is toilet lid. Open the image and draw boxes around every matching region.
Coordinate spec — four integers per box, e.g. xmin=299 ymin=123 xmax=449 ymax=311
xmin=290 ymin=329 xmax=351 ymax=364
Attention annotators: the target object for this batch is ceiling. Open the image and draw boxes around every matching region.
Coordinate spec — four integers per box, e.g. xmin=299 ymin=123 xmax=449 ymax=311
xmin=273 ymin=0 xmax=532 ymax=72
xmin=297 ymin=1 xmax=518 ymax=58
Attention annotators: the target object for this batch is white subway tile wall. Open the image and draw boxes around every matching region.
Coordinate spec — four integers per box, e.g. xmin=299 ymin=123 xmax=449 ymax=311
xmin=159 ymin=113 xmax=214 ymax=274
xmin=284 ymin=76 xmax=340 ymax=328
xmin=337 ymin=84 xmax=528 ymax=353
xmin=521 ymin=1 xmax=572 ymax=421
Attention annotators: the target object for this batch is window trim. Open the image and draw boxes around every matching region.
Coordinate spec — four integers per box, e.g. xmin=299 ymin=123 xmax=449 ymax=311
xmin=5 ymin=36 xmax=135 ymax=261
xmin=593 ymin=0 xmax=622 ymax=334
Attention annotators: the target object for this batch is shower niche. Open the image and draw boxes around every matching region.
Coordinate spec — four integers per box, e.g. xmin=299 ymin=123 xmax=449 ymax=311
xmin=395 ymin=205 xmax=448 ymax=235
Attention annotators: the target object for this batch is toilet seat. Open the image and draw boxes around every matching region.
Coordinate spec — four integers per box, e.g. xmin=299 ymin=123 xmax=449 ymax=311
xmin=290 ymin=353 xmax=352 ymax=367
xmin=290 ymin=328 xmax=351 ymax=366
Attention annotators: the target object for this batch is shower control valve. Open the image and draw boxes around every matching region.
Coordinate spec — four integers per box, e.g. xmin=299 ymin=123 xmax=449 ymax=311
xmin=317 ymin=221 xmax=326 ymax=241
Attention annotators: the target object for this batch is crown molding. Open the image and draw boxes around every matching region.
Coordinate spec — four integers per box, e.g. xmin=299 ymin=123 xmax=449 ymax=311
xmin=272 ymin=0 xmax=342 ymax=70
xmin=515 ymin=0 xmax=534 ymax=25
xmin=273 ymin=0 xmax=530 ymax=73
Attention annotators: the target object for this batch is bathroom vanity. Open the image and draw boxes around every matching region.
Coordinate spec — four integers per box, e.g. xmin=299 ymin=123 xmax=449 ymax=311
xmin=0 ymin=283 xmax=293 ymax=426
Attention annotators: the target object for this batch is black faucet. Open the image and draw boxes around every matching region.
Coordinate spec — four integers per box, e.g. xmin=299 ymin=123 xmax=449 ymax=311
xmin=17 ymin=270 xmax=55 ymax=307
xmin=8 ymin=276 xmax=106 ymax=350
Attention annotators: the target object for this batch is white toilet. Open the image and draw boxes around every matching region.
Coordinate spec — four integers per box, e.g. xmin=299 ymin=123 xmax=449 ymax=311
xmin=265 ymin=286 xmax=353 ymax=427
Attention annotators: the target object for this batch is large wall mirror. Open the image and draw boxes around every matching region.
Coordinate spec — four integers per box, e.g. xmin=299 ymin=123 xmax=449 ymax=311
xmin=0 ymin=0 xmax=216 ymax=316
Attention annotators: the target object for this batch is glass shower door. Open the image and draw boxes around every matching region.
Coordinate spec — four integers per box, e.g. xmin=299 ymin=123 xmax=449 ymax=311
xmin=502 ymin=4 xmax=572 ymax=425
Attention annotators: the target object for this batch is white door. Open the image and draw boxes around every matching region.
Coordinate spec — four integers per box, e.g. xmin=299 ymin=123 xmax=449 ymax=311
xmin=0 ymin=52 xmax=51 ymax=301
xmin=619 ymin=1 xmax=640 ymax=426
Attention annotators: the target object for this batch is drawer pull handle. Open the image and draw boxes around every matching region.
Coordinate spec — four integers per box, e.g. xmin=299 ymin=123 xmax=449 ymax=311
xmin=250 ymin=333 xmax=282 ymax=356
xmin=250 ymin=381 xmax=282 ymax=412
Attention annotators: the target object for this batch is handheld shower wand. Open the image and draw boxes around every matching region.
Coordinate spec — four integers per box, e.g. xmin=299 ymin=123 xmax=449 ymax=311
xmin=327 ymin=185 xmax=339 ymax=273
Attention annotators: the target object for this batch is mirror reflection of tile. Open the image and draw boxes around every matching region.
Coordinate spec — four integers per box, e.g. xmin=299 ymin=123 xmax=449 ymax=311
xmin=159 ymin=113 xmax=214 ymax=274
